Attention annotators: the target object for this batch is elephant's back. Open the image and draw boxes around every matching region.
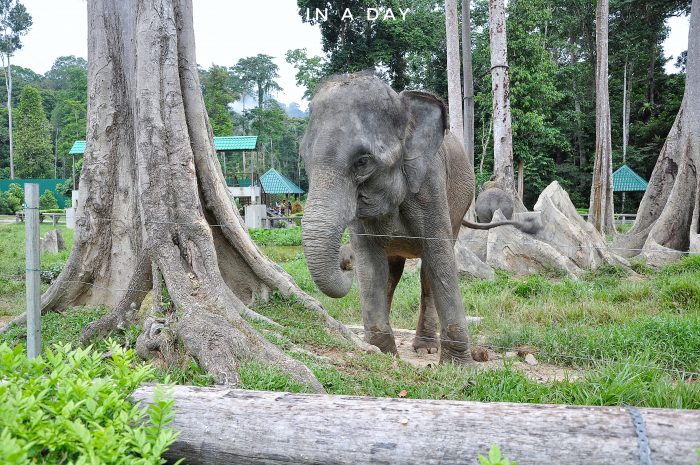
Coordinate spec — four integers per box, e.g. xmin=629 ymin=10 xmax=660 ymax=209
xmin=441 ymin=132 xmax=474 ymax=237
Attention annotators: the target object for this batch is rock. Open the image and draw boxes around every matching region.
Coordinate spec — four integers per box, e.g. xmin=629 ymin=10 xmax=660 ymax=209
xmin=453 ymin=243 xmax=495 ymax=280
xmin=486 ymin=210 xmax=582 ymax=278
xmin=41 ymin=229 xmax=66 ymax=254
xmin=470 ymin=347 xmax=489 ymax=362
xmin=532 ymin=182 xmax=629 ymax=269
xmin=524 ymin=354 xmax=539 ymax=366
xmin=505 ymin=351 xmax=518 ymax=359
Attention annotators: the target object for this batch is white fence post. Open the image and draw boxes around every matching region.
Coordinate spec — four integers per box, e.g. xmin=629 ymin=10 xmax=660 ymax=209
xmin=25 ymin=183 xmax=41 ymax=358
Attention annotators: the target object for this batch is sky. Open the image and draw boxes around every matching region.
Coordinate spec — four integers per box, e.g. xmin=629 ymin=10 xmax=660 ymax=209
xmin=10 ymin=0 xmax=690 ymax=109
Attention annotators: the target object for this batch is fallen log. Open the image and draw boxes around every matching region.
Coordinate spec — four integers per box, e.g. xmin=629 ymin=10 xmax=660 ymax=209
xmin=132 ymin=385 xmax=700 ymax=465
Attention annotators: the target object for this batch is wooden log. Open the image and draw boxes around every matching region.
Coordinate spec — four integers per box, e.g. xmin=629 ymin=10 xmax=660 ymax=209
xmin=132 ymin=385 xmax=700 ymax=465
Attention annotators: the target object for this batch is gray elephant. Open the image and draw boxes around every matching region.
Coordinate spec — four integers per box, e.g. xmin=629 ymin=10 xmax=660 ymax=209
xmin=301 ymin=72 xmax=537 ymax=363
xmin=475 ymin=180 xmax=514 ymax=223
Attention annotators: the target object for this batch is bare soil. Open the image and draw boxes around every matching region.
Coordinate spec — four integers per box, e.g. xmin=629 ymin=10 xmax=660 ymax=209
xmin=346 ymin=325 xmax=580 ymax=383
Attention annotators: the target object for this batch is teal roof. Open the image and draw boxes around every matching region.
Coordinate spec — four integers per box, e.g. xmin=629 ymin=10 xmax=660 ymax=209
xmin=215 ymin=136 xmax=257 ymax=151
xmin=69 ymin=140 xmax=86 ymax=155
xmin=613 ymin=164 xmax=648 ymax=192
xmin=68 ymin=136 xmax=257 ymax=155
xmin=260 ymin=168 xmax=304 ymax=195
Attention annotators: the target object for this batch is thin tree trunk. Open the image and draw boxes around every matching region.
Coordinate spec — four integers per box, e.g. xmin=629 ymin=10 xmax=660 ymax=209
xmin=517 ymin=159 xmax=524 ymax=200
xmin=445 ymin=0 xmax=464 ymax=143
xmin=479 ymin=116 xmax=492 ymax=177
xmin=613 ymin=0 xmax=700 ymax=261
xmin=6 ymin=54 xmax=14 ymax=179
xmin=462 ymin=0 xmax=474 ymax=165
xmin=588 ymin=0 xmax=615 ymax=235
xmin=30 ymin=0 xmax=370 ymax=388
xmin=489 ymin=0 xmax=516 ymax=195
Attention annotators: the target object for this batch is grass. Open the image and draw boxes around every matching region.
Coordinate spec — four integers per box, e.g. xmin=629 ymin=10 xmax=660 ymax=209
xmin=1 ymin=224 xmax=699 ymax=409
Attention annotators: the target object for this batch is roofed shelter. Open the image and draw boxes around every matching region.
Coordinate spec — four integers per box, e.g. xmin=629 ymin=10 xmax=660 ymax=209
xmin=259 ymin=168 xmax=304 ymax=207
xmin=613 ymin=164 xmax=648 ymax=214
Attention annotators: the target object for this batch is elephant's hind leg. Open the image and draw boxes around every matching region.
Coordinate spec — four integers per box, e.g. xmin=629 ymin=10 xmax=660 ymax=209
xmin=413 ymin=266 xmax=439 ymax=354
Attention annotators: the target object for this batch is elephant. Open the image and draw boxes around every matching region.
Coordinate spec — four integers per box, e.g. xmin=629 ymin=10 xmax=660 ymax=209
xmin=300 ymin=72 xmax=539 ymax=364
xmin=475 ymin=180 xmax=514 ymax=223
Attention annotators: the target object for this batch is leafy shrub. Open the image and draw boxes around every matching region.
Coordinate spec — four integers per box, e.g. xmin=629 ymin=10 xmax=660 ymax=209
xmin=0 ymin=191 xmax=13 ymax=215
xmin=478 ymin=445 xmax=516 ymax=465
xmin=249 ymin=227 xmax=302 ymax=246
xmin=1 ymin=184 xmax=24 ymax=213
xmin=0 ymin=343 xmax=179 ymax=465
xmin=41 ymin=263 xmax=65 ymax=284
xmin=39 ymin=190 xmax=59 ymax=210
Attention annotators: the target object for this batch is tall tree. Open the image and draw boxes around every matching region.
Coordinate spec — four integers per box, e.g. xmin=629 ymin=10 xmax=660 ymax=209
xmin=285 ymin=48 xmax=325 ymax=101
xmin=0 ymin=0 xmax=31 ymax=179
xmin=588 ymin=0 xmax=615 ymax=234
xmin=200 ymin=64 xmax=237 ymax=136
xmin=488 ymin=0 xmax=516 ymax=194
xmin=613 ymin=0 xmax=700 ymax=261
xmin=14 ymin=85 xmax=52 ymax=178
xmin=35 ymin=0 xmax=364 ymax=387
xmin=232 ymin=54 xmax=282 ymax=109
xmin=462 ymin=0 xmax=475 ymax=164
xmin=445 ymin=0 xmax=463 ymax=143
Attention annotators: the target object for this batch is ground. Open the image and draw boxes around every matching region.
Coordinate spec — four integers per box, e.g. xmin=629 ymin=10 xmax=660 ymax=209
xmin=1 ymin=222 xmax=699 ymax=407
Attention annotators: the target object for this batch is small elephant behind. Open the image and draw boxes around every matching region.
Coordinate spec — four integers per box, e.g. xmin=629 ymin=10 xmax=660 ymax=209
xmin=475 ymin=181 xmax=514 ymax=223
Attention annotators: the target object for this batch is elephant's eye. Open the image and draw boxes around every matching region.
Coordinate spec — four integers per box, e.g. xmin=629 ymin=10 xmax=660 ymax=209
xmin=354 ymin=155 xmax=371 ymax=168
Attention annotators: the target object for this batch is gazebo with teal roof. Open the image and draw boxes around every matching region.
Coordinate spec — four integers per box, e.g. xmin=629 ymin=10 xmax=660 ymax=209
xmin=613 ymin=164 xmax=648 ymax=214
xmin=259 ymin=168 xmax=304 ymax=206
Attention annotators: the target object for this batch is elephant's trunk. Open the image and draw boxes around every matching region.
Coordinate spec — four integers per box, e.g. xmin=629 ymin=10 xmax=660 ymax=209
xmin=302 ymin=180 xmax=355 ymax=298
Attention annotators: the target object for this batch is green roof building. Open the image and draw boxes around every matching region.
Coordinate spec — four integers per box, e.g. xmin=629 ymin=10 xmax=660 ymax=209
xmin=260 ymin=168 xmax=304 ymax=195
xmin=613 ymin=164 xmax=648 ymax=192
xmin=69 ymin=136 xmax=258 ymax=154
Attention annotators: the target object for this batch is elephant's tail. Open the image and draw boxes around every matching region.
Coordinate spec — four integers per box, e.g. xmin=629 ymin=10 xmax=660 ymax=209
xmin=461 ymin=215 xmax=542 ymax=235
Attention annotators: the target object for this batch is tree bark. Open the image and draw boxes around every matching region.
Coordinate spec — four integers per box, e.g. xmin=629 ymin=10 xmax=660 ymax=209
xmin=462 ymin=0 xmax=475 ymax=165
xmin=613 ymin=0 xmax=700 ymax=262
xmin=132 ymin=385 xmax=700 ymax=465
xmin=588 ymin=0 xmax=615 ymax=235
xmin=33 ymin=0 xmax=370 ymax=389
xmin=489 ymin=0 xmax=516 ymax=196
xmin=445 ymin=0 xmax=464 ymax=143
xmin=5 ymin=54 xmax=14 ymax=179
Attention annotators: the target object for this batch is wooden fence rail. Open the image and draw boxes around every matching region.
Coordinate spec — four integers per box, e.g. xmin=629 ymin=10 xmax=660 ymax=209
xmin=132 ymin=385 xmax=700 ymax=465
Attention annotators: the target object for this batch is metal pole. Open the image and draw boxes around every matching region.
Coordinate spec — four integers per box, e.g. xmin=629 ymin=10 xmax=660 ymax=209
xmin=25 ymin=183 xmax=41 ymax=358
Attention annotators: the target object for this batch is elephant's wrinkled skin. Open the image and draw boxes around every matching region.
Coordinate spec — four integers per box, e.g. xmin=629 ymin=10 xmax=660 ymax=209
xmin=301 ymin=72 xmax=535 ymax=363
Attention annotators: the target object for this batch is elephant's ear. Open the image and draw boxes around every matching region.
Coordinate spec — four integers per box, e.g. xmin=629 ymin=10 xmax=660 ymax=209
xmin=400 ymin=90 xmax=448 ymax=194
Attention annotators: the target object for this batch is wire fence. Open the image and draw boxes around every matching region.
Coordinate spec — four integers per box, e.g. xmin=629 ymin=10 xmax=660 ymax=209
xmin=3 ymin=208 xmax=700 ymax=380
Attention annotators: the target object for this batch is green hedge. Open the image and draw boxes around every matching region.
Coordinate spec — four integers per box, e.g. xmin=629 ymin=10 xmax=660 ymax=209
xmin=0 ymin=343 xmax=179 ymax=465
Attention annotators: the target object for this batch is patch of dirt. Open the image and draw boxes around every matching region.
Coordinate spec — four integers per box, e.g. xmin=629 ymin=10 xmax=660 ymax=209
xmin=344 ymin=325 xmax=580 ymax=383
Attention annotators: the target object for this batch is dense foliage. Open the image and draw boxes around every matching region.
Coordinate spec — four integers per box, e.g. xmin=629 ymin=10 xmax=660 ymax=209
xmin=0 ymin=343 xmax=178 ymax=465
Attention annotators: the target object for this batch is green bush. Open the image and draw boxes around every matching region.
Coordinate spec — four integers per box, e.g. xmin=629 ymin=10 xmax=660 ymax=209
xmin=0 ymin=342 xmax=179 ymax=465
xmin=39 ymin=190 xmax=59 ymax=210
xmin=249 ymin=227 xmax=302 ymax=246
xmin=2 ymin=183 xmax=24 ymax=213
xmin=0 ymin=191 xmax=13 ymax=215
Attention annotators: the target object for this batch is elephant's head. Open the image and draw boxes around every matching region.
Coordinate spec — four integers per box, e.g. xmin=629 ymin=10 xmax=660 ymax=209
xmin=300 ymin=72 xmax=447 ymax=298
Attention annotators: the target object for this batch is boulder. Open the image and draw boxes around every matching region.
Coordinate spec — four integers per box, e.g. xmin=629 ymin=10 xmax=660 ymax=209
xmin=454 ymin=243 xmax=495 ymax=280
xmin=41 ymin=229 xmax=66 ymax=254
xmin=532 ymin=182 xmax=629 ymax=269
xmin=485 ymin=210 xmax=582 ymax=277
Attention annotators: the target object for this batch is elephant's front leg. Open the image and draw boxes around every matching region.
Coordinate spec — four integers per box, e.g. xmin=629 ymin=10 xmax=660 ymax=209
xmin=422 ymin=234 xmax=473 ymax=364
xmin=413 ymin=266 xmax=439 ymax=354
xmin=352 ymin=235 xmax=397 ymax=354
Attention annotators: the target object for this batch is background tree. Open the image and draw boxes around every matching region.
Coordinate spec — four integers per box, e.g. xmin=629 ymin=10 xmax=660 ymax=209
xmin=445 ymin=0 xmax=463 ymax=142
xmin=613 ymin=0 xmax=699 ymax=261
xmin=488 ymin=0 xmax=516 ymax=195
xmin=14 ymin=85 xmax=52 ymax=178
xmin=588 ymin=0 xmax=615 ymax=234
xmin=200 ymin=64 xmax=237 ymax=136
xmin=39 ymin=0 xmax=364 ymax=387
xmin=285 ymin=48 xmax=325 ymax=100
xmin=232 ymin=54 xmax=282 ymax=110
xmin=462 ymin=0 xmax=475 ymax=164
xmin=0 ymin=0 xmax=31 ymax=179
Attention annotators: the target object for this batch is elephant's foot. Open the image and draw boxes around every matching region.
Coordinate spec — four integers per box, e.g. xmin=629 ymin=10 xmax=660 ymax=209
xmin=412 ymin=333 xmax=439 ymax=354
xmin=364 ymin=327 xmax=398 ymax=355
xmin=438 ymin=324 xmax=474 ymax=365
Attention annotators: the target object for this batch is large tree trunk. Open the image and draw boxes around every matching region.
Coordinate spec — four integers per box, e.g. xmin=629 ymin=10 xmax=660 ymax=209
xmin=588 ymin=0 xmax=615 ymax=235
xmin=489 ymin=0 xmax=516 ymax=196
xmin=32 ymin=0 xmax=369 ymax=389
xmin=462 ymin=0 xmax=475 ymax=165
xmin=445 ymin=0 xmax=464 ymax=143
xmin=612 ymin=0 xmax=700 ymax=262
